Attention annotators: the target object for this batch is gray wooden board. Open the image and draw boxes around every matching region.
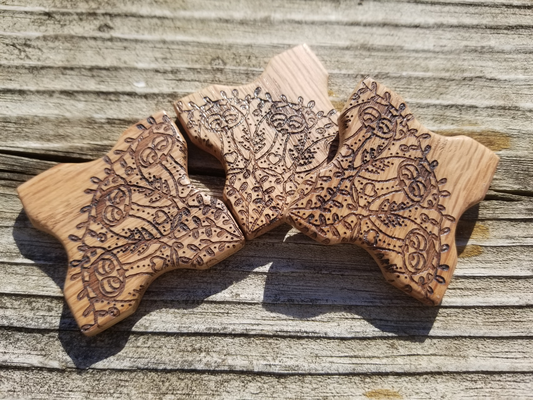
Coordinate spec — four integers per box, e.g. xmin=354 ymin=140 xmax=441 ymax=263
xmin=0 ymin=370 xmax=532 ymax=400
xmin=0 ymin=1 xmax=532 ymax=398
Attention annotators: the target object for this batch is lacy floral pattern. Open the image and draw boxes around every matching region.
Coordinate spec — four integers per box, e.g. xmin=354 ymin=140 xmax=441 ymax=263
xmin=288 ymin=80 xmax=455 ymax=304
xmin=177 ymin=88 xmax=338 ymax=238
xmin=68 ymin=113 xmax=244 ymax=333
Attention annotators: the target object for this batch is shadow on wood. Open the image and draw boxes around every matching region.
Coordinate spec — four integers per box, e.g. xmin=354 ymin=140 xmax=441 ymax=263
xmin=456 ymin=204 xmax=482 ymax=255
xmin=261 ymin=204 xmax=481 ymax=339
xmin=12 ymin=210 xmax=68 ymax=290
xmin=261 ymin=230 xmax=441 ymax=340
xmin=10 ymin=203 xmax=483 ymax=366
xmin=11 ymin=210 xmax=257 ymax=368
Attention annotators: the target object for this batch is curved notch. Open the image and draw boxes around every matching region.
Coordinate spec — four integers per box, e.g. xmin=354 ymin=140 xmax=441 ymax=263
xmin=175 ymin=45 xmax=338 ymax=239
xmin=287 ymin=78 xmax=499 ymax=305
xmin=18 ymin=111 xmax=245 ymax=335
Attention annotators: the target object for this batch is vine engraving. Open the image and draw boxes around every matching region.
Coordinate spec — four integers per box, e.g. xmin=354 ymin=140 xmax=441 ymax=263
xmin=287 ymin=80 xmax=456 ymax=303
xmin=177 ymin=88 xmax=338 ymax=238
xmin=68 ymin=113 xmax=244 ymax=333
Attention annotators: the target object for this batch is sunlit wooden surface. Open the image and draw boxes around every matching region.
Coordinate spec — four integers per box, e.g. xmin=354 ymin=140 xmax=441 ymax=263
xmin=1 ymin=1 xmax=532 ymax=398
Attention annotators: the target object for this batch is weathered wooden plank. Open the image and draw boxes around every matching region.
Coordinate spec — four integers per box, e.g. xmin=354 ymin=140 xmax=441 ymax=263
xmin=2 ymin=172 xmax=533 ymax=262
xmin=0 ymin=153 xmax=224 ymax=189
xmin=0 ymin=116 xmax=227 ymax=171
xmin=5 ymin=192 xmax=533 ymax=247
xmin=4 ymin=227 xmax=532 ymax=278
xmin=0 ymin=111 xmax=521 ymax=165
xmin=2 ymin=8 xmax=533 ymax=52
xmin=2 ymin=36 xmax=533 ymax=78
xmin=4 ymin=260 xmax=530 ymax=306
xmin=3 ymin=190 xmax=533 ymax=307
xmin=2 ymin=294 xmax=533 ymax=338
xmin=0 ymin=66 xmax=527 ymax=157
xmin=4 ymin=212 xmax=533 ymax=273
xmin=1 ymin=138 xmax=528 ymax=213
xmin=1 ymin=170 xmax=532 ymax=277
xmin=0 ymin=159 xmax=531 ymax=312
xmin=2 ymin=220 xmax=533 ymax=279
xmin=2 ymin=328 xmax=532 ymax=373
xmin=3 ymin=64 xmax=532 ymax=113
xmin=1 ymin=368 xmax=531 ymax=400
xmin=2 ymin=0 xmax=533 ymax=27
xmin=490 ymin=152 xmax=533 ymax=194
xmin=4 ymin=207 xmax=533 ymax=310
xmin=4 ymin=169 xmax=532 ymax=222
xmin=4 ymin=0 xmax=533 ymax=10
xmin=0 ymin=1 xmax=531 ymax=397
xmin=1 ymin=130 xmax=531 ymax=195
xmin=7 ymin=158 xmax=526 ymax=223
xmin=0 ymin=155 xmax=56 ymax=178
xmin=1 ymin=231 xmax=532 ymax=306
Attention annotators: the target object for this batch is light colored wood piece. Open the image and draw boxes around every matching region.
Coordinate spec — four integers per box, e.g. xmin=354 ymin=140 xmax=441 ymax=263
xmin=288 ymin=78 xmax=499 ymax=305
xmin=175 ymin=44 xmax=338 ymax=240
xmin=17 ymin=111 xmax=245 ymax=335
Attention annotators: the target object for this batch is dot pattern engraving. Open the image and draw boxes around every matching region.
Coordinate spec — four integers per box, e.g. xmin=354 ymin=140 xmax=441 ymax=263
xmin=176 ymin=88 xmax=337 ymax=239
xmin=287 ymin=79 xmax=457 ymax=304
xmin=67 ymin=112 xmax=244 ymax=334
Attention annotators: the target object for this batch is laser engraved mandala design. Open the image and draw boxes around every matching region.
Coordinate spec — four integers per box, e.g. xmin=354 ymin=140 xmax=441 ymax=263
xmin=287 ymin=79 xmax=457 ymax=304
xmin=176 ymin=88 xmax=337 ymax=239
xmin=67 ymin=112 xmax=244 ymax=334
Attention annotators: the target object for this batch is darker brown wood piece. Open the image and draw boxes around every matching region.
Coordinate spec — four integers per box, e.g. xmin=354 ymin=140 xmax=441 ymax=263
xmin=18 ymin=111 xmax=245 ymax=335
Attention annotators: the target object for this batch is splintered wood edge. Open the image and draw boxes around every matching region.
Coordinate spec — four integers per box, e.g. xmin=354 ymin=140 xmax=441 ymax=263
xmin=18 ymin=111 xmax=245 ymax=335
xmin=174 ymin=44 xmax=338 ymax=240
xmin=286 ymin=77 xmax=499 ymax=305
